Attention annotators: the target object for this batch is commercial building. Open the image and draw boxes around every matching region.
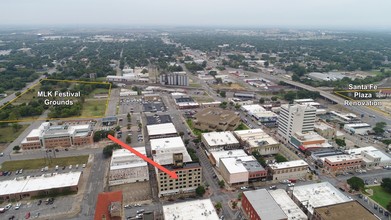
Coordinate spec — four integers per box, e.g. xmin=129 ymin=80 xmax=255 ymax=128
xmin=343 ymin=123 xmax=371 ymax=135
xmin=209 ymin=149 xmax=248 ymax=167
xmin=269 ymin=160 xmax=309 ymax=181
xmin=160 ymin=71 xmax=189 ymax=86
xmin=107 ymin=72 xmax=149 ymax=83
xmin=173 ymin=95 xmax=199 ymax=109
xmin=314 ymin=121 xmax=336 ymax=139
xmin=201 ymin=131 xmax=240 ymax=151
xmin=143 ymin=93 xmax=161 ymax=101
xmin=119 ymin=88 xmax=138 ymax=97
xmin=220 ymin=156 xmax=267 ymax=185
xmin=329 ymin=111 xmax=360 ymax=124
xmin=150 ymin=137 xmax=192 ymax=165
xmin=94 ymin=191 xmax=123 ymax=220
xmin=21 ymin=122 xmax=94 ymax=150
xmin=312 ymin=201 xmax=377 ymax=220
xmin=193 ymin=108 xmax=241 ymax=131
xmin=162 ymin=199 xmax=219 ymax=220
xmin=268 ymin=189 xmax=307 ymax=220
xmin=109 ymin=148 xmax=149 ymax=186
xmin=323 ymin=154 xmax=362 ymax=173
xmin=200 ymin=101 xmax=222 ymax=108
xmin=278 ymin=104 xmax=317 ymax=143
xmin=233 ymin=92 xmax=256 ymax=100
xmin=147 ymin=123 xmax=178 ymax=139
xmin=290 ymin=132 xmax=332 ymax=152
xmin=156 ymin=154 xmax=202 ymax=197
xmin=242 ymin=189 xmax=288 ymax=220
xmin=292 ymin=182 xmax=351 ymax=218
xmin=102 ymin=116 xmax=118 ymax=126
xmin=347 ymin=146 xmax=391 ymax=168
xmin=241 ymin=105 xmax=278 ymax=124
xmin=0 ymin=172 xmax=82 ymax=201
xmin=234 ymin=129 xmax=280 ymax=155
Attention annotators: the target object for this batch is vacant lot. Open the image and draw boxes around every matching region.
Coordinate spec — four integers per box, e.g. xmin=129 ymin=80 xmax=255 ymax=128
xmin=0 ymin=124 xmax=29 ymax=143
xmin=80 ymin=99 xmax=107 ymax=117
xmin=369 ymin=186 xmax=391 ymax=208
xmin=0 ymin=155 xmax=89 ymax=171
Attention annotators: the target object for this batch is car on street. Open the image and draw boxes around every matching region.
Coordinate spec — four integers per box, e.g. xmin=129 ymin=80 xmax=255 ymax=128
xmin=288 ymin=183 xmax=295 ymax=187
xmin=15 ymin=202 xmax=21 ymax=210
xmin=240 ymin=186 xmax=248 ymax=190
xmin=136 ymin=209 xmax=145 ymax=214
xmin=269 ymin=185 xmax=277 ymax=190
xmin=5 ymin=203 xmax=12 ymax=210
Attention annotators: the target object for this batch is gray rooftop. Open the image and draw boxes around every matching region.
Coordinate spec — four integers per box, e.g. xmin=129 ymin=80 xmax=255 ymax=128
xmin=243 ymin=189 xmax=287 ymax=220
xmin=242 ymin=160 xmax=265 ymax=172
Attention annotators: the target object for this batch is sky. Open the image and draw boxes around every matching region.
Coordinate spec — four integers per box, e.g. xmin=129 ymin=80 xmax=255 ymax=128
xmin=0 ymin=0 xmax=390 ymax=29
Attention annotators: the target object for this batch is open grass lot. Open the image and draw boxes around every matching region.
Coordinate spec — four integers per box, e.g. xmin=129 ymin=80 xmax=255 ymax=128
xmin=186 ymin=119 xmax=203 ymax=136
xmin=88 ymin=88 xmax=110 ymax=98
xmin=80 ymin=99 xmax=107 ymax=117
xmin=193 ymin=96 xmax=214 ymax=103
xmin=13 ymin=84 xmax=41 ymax=104
xmin=0 ymin=155 xmax=89 ymax=171
xmin=0 ymin=124 xmax=29 ymax=143
xmin=369 ymin=186 xmax=391 ymax=208
xmin=235 ymin=122 xmax=249 ymax=131
xmin=189 ymin=83 xmax=202 ymax=88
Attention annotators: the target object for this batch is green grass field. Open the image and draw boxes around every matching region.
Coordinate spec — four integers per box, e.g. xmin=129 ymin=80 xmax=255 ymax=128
xmin=186 ymin=119 xmax=203 ymax=136
xmin=0 ymin=155 xmax=89 ymax=171
xmin=369 ymin=186 xmax=391 ymax=208
xmin=88 ymin=88 xmax=110 ymax=98
xmin=235 ymin=123 xmax=249 ymax=131
xmin=0 ymin=125 xmax=29 ymax=143
xmin=80 ymin=99 xmax=107 ymax=117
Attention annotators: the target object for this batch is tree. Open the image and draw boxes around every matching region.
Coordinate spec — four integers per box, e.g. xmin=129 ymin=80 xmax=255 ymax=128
xmin=218 ymin=180 xmax=225 ymax=188
xmin=179 ymin=131 xmax=184 ymax=137
xmin=102 ymin=144 xmax=121 ymax=158
xmin=195 ymin=185 xmax=206 ymax=197
xmin=259 ymin=98 xmax=265 ymax=104
xmin=373 ymin=122 xmax=386 ymax=135
xmin=215 ymin=202 xmax=222 ymax=211
xmin=275 ymin=154 xmax=288 ymax=163
xmin=11 ymin=123 xmax=22 ymax=132
xmin=335 ymin=138 xmax=346 ymax=147
xmin=232 ymin=201 xmax=237 ymax=209
xmin=271 ymin=96 xmax=278 ymax=101
xmin=347 ymin=176 xmax=365 ymax=191
xmin=387 ymin=201 xmax=391 ymax=212
xmin=219 ymin=91 xmax=226 ymax=98
xmin=13 ymin=145 xmax=20 ymax=152
xmin=115 ymin=125 xmax=121 ymax=131
xmin=381 ymin=178 xmax=391 ymax=193
xmin=126 ymin=136 xmax=131 ymax=144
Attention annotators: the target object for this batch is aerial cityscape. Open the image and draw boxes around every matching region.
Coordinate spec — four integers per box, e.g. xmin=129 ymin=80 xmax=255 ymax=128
xmin=0 ymin=1 xmax=391 ymax=220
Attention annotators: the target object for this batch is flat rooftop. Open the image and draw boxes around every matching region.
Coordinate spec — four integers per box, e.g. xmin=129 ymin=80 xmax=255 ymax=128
xmin=293 ymin=131 xmax=326 ymax=142
xmin=347 ymin=146 xmax=391 ymax=162
xmin=292 ymin=182 xmax=351 ymax=214
xmin=210 ymin=149 xmax=248 ymax=167
xmin=313 ymin=201 xmax=377 ymax=220
xmin=269 ymin=189 xmax=307 ymax=220
xmin=110 ymin=148 xmax=147 ymax=170
xmin=269 ymin=160 xmax=308 ymax=170
xmin=147 ymin=123 xmax=177 ymax=136
xmin=243 ymin=189 xmax=287 ymax=220
xmin=314 ymin=121 xmax=334 ymax=130
xmin=344 ymin=123 xmax=371 ymax=128
xmin=202 ymin=131 xmax=239 ymax=147
xmin=324 ymin=154 xmax=361 ymax=163
xmin=146 ymin=115 xmax=172 ymax=125
xmin=163 ymin=199 xmax=219 ymax=220
xmin=234 ymin=129 xmax=278 ymax=147
xmin=0 ymin=172 xmax=81 ymax=196
xmin=241 ymin=104 xmax=266 ymax=113
xmin=150 ymin=137 xmax=192 ymax=165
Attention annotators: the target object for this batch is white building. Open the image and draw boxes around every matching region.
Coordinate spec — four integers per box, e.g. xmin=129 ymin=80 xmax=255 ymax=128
xmin=329 ymin=111 xmax=360 ymax=123
xmin=278 ymin=104 xmax=317 ymax=143
xmin=219 ymin=157 xmax=250 ymax=185
xmin=201 ymin=131 xmax=240 ymax=151
xmin=269 ymin=189 xmax=307 ymax=220
xmin=269 ymin=160 xmax=309 ymax=181
xmin=292 ymin=182 xmax=351 ymax=218
xmin=209 ymin=149 xmax=248 ymax=167
xmin=109 ymin=148 xmax=149 ymax=186
xmin=163 ymin=199 xmax=219 ymax=220
xmin=290 ymin=131 xmax=332 ymax=151
xmin=160 ymin=71 xmax=189 ymax=86
xmin=347 ymin=146 xmax=391 ymax=168
xmin=241 ymin=104 xmax=278 ymax=123
xmin=150 ymin=137 xmax=192 ymax=165
xmin=343 ymin=123 xmax=371 ymax=135
xmin=147 ymin=123 xmax=178 ymax=139
xmin=234 ymin=129 xmax=280 ymax=155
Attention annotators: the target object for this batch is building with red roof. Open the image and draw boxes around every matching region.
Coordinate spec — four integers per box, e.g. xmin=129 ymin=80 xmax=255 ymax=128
xmin=94 ymin=191 xmax=123 ymax=220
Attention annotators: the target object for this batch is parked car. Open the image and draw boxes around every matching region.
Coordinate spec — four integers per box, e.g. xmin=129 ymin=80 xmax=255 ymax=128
xmin=5 ymin=203 xmax=12 ymax=210
xmin=240 ymin=186 xmax=248 ymax=190
xmin=269 ymin=185 xmax=277 ymax=190
xmin=15 ymin=203 xmax=21 ymax=210
xmin=136 ymin=209 xmax=145 ymax=214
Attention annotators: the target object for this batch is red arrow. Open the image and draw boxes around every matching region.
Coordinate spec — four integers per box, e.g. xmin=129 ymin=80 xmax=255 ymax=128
xmin=107 ymin=134 xmax=178 ymax=179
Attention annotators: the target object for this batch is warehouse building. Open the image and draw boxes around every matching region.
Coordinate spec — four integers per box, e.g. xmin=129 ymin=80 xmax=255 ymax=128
xmin=193 ymin=108 xmax=241 ymax=131
xmin=109 ymin=148 xmax=149 ymax=186
xmin=163 ymin=199 xmax=219 ymax=220
xmin=234 ymin=129 xmax=280 ymax=155
xmin=201 ymin=131 xmax=240 ymax=151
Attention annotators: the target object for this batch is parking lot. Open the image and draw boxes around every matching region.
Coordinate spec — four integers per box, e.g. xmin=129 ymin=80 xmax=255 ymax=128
xmin=110 ymin=181 xmax=152 ymax=204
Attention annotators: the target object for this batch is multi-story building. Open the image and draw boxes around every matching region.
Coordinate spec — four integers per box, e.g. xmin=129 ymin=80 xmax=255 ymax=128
xmin=234 ymin=129 xmax=280 ymax=155
xmin=150 ymin=136 xmax=192 ymax=165
xmin=241 ymin=104 xmax=278 ymax=124
xmin=290 ymin=131 xmax=332 ymax=152
xmin=209 ymin=149 xmax=248 ymax=167
xmin=278 ymin=104 xmax=317 ymax=143
xmin=269 ymin=160 xmax=309 ymax=181
xmin=242 ymin=189 xmax=288 ymax=220
xmin=219 ymin=156 xmax=267 ymax=185
xmin=201 ymin=131 xmax=240 ymax=151
xmin=21 ymin=122 xmax=94 ymax=150
xmin=323 ymin=154 xmax=362 ymax=173
xmin=193 ymin=108 xmax=241 ymax=131
xmin=314 ymin=121 xmax=336 ymax=139
xmin=312 ymin=201 xmax=377 ymax=220
xmin=159 ymin=71 xmax=189 ymax=86
xmin=109 ymin=148 xmax=149 ymax=186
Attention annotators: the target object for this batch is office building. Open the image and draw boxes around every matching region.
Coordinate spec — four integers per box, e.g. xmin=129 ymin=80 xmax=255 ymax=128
xmin=314 ymin=121 xmax=336 ymax=139
xmin=278 ymin=104 xmax=317 ymax=143
xmin=150 ymin=137 xmax=192 ymax=165
xmin=193 ymin=108 xmax=241 ymax=131
xmin=347 ymin=146 xmax=391 ymax=168
xmin=201 ymin=131 xmax=240 ymax=151
xmin=219 ymin=156 xmax=267 ymax=185
xmin=234 ymin=129 xmax=280 ymax=155
xmin=269 ymin=160 xmax=308 ymax=181
xmin=109 ymin=148 xmax=149 ymax=186
xmin=160 ymin=71 xmax=189 ymax=86
xmin=163 ymin=199 xmax=219 ymax=220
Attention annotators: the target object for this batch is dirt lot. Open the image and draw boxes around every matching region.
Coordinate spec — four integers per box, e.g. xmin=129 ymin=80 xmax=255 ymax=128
xmin=110 ymin=181 xmax=152 ymax=203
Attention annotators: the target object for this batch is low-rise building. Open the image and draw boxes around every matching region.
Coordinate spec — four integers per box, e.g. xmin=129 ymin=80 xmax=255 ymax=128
xmin=94 ymin=191 xmax=123 ymax=220
xmin=21 ymin=122 xmax=94 ymax=150
xmin=290 ymin=132 xmax=332 ymax=152
xmin=323 ymin=154 xmax=362 ymax=173
xmin=241 ymin=104 xmax=278 ymax=124
xmin=147 ymin=123 xmax=178 ymax=139
xmin=200 ymin=101 xmax=222 ymax=108
xmin=163 ymin=199 xmax=219 ymax=220
xmin=312 ymin=201 xmax=377 ymax=220
xmin=219 ymin=156 xmax=267 ymax=185
xmin=329 ymin=111 xmax=360 ymax=124
xmin=0 ymin=172 xmax=82 ymax=201
xmin=347 ymin=146 xmax=391 ymax=168
xmin=269 ymin=189 xmax=307 ymax=220
xmin=209 ymin=149 xmax=248 ymax=167
xmin=314 ymin=121 xmax=336 ymax=139
xmin=201 ymin=131 xmax=240 ymax=151
xmin=193 ymin=108 xmax=241 ymax=131
xmin=343 ymin=123 xmax=371 ymax=135
xmin=173 ymin=95 xmax=199 ymax=109
xmin=242 ymin=189 xmax=288 ymax=220
xmin=269 ymin=160 xmax=309 ymax=181
xmin=292 ymin=182 xmax=351 ymax=219
xmin=109 ymin=148 xmax=149 ymax=186
xmin=234 ymin=129 xmax=280 ymax=155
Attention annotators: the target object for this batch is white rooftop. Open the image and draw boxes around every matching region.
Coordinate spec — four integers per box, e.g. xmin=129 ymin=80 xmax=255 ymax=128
xmin=210 ymin=149 xmax=248 ymax=167
xmin=269 ymin=160 xmax=308 ymax=170
xmin=324 ymin=154 xmax=362 ymax=163
xmin=163 ymin=199 xmax=219 ymax=220
xmin=234 ymin=129 xmax=278 ymax=147
xmin=314 ymin=121 xmax=334 ymax=130
xmin=293 ymin=182 xmax=351 ymax=214
xmin=147 ymin=123 xmax=177 ymax=136
xmin=344 ymin=123 xmax=371 ymax=128
xmin=0 ymin=172 xmax=81 ymax=197
xmin=243 ymin=189 xmax=288 ymax=220
xmin=347 ymin=146 xmax=391 ymax=162
xmin=293 ymin=98 xmax=314 ymax=103
xmin=202 ymin=131 xmax=239 ymax=147
xmin=269 ymin=189 xmax=307 ymax=220
xmin=110 ymin=148 xmax=147 ymax=170
xmin=150 ymin=137 xmax=192 ymax=165
xmin=220 ymin=156 xmax=255 ymax=174
xmin=241 ymin=104 xmax=266 ymax=113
